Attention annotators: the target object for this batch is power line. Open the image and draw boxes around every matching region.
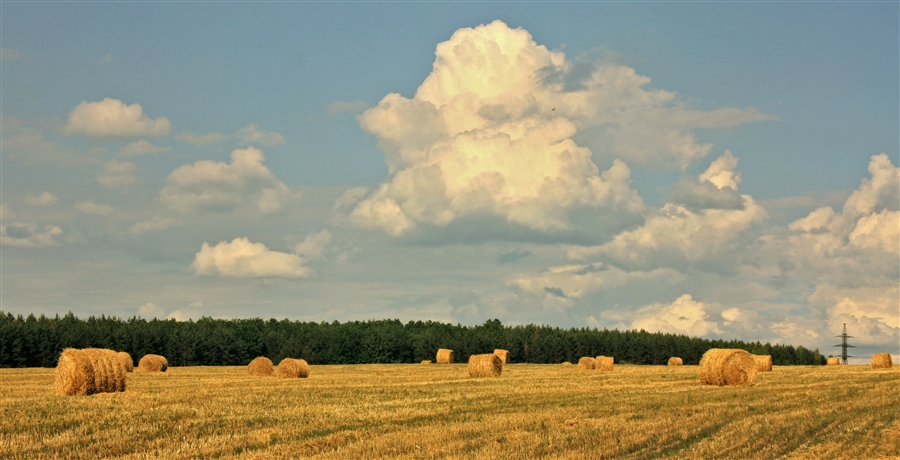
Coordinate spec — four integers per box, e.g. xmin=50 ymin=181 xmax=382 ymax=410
xmin=832 ymin=323 xmax=855 ymax=365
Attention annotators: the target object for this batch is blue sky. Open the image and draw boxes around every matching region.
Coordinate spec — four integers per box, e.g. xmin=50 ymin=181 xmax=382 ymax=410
xmin=2 ymin=2 xmax=897 ymax=362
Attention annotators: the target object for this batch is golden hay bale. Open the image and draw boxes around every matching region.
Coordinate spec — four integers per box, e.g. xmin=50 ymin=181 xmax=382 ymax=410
xmin=578 ymin=357 xmax=596 ymax=370
xmin=55 ymin=348 xmax=95 ymax=396
xmin=468 ymin=354 xmax=502 ymax=377
xmin=595 ymin=356 xmax=614 ymax=371
xmin=493 ymin=349 xmax=509 ymax=365
xmin=421 ymin=360 xmax=432 ymax=364
xmin=562 ymin=361 xmax=572 ymax=366
xmin=699 ymin=349 xmax=757 ymax=386
xmin=117 ymin=351 xmax=134 ymax=372
xmin=826 ymin=357 xmax=841 ymax=366
xmin=753 ymin=354 xmax=773 ymax=372
xmin=275 ymin=358 xmax=310 ymax=378
xmin=248 ymin=356 xmax=274 ymax=376
xmin=872 ymin=353 xmax=893 ymax=369
xmin=81 ymin=348 xmax=121 ymax=393
xmin=668 ymin=357 xmax=683 ymax=366
xmin=137 ymin=354 xmax=168 ymax=373
xmin=436 ymin=349 xmax=454 ymax=364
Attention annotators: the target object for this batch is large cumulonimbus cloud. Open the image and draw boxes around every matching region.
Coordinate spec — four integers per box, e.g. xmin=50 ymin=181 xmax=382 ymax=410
xmin=160 ymin=147 xmax=292 ymax=215
xmin=349 ymin=20 xmax=770 ymax=237
xmin=64 ymin=98 xmax=171 ymax=138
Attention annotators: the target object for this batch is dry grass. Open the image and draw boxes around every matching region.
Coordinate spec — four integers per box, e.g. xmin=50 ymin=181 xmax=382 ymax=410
xmin=753 ymin=355 xmax=773 ymax=372
xmin=699 ymin=349 xmax=757 ymax=386
xmin=248 ymin=357 xmax=274 ymax=377
xmin=436 ymin=349 xmax=454 ymax=364
xmin=1 ymin=364 xmax=898 ymax=459
xmin=493 ymin=349 xmax=509 ymax=365
xmin=827 ymin=357 xmax=841 ymax=366
xmin=275 ymin=358 xmax=309 ymax=379
xmin=468 ymin=354 xmax=502 ymax=378
xmin=137 ymin=354 xmax=167 ymax=373
xmin=872 ymin=353 xmax=893 ymax=369
xmin=668 ymin=357 xmax=683 ymax=366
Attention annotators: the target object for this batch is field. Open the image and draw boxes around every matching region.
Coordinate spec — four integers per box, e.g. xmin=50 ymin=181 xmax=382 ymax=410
xmin=1 ymin=363 xmax=898 ymax=459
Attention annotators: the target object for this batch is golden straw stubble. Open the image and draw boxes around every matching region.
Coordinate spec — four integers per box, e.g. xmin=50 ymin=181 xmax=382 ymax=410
xmin=55 ymin=348 xmax=95 ymax=396
xmin=275 ymin=358 xmax=310 ymax=378
xmin=699 ymin=348 xmax=757 ymax=386
xmin=436 ymin=349 xmax=454 ymax=364
xmin=871 ymin=353 xmax=893 ymax=369
xmin=248 ymin=356 xmax=275 ymax=376
xmin=137 ymin=354 xmax=168 ymax=372
xmin=468 ymin=354 xmax=502 ymax=377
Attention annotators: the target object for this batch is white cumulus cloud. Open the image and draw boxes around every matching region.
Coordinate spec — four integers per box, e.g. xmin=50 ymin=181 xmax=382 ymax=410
xmin=75 ymin=200 xmax=114 ymax=216
xmin=631 ymin=294 xmax=723 ymax=337
xmin=97 ymin=160 xmax=137 ymax=190
xmin=121 ymin=139 xmax=171 ymax=156
xmin=24 ymin=192 xmax=59 ymax=207
xmin=64 ymin=98 xmax=171 ymax=138
xmin=160 ymin=147 xmax=292 ymax=215
xmin=191 ymin=237 xmax=313 ymax=279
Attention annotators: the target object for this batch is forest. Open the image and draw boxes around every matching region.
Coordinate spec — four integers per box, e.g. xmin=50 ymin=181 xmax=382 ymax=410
xmin=0 ymin=312 xmax=827 ymax=368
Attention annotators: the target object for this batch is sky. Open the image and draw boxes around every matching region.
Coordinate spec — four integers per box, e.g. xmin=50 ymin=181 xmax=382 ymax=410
xmin=2 ymin=2 xmax=898 ymax=363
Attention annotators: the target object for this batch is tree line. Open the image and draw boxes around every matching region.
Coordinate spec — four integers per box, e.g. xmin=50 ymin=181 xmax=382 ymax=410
xmin=0 ymin=312 xmax=827 ymax=368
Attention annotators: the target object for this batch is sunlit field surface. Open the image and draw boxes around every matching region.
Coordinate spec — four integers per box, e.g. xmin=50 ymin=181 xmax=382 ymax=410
xmin=2 ymin=364 xmax=898 ymax=459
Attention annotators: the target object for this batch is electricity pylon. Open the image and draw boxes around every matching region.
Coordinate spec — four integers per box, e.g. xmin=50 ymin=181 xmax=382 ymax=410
xmin=833 ymin=323 xmax=854 ymax=365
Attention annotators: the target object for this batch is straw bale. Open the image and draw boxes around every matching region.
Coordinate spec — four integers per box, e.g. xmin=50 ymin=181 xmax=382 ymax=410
xmin=55 ymin=348 xmax=95 ymax=396
xmin=753 ymin=354 xmax=773 ymax=372
xmin=82 ymin=348 xmax=126 ymax=393
xmin=468 ymin=354 xmax=502 ymax=377
xmin=138 ymin=354 xmax=168 ymax=372
xmin=872 ymin=353 xmax=893 ymax=369
xmin=595 ymin=356 xmax=614 ymax=371
xmin=436 ymin=349 xmax=454 ymax=364
xmin=248 ymin=356 xmax=274 ymax=376
xmin=421 ymin=360 xmax=432 ymax=364
xmin=275 ymin=358 xmax=310 ymax=378
xmin=117 ymin=351 xmax=134 ymax=372
xmin=578 ymin=357 xmax=596 ymax=370
xmin=562 ymin=361 xmax=572 ymax=366
xmin=493 ymin=349 xmax=509 ymax=365
xmin=699 ymin=348 xmax=757 ymax=386
xmin=668 ymin=357 xmax=683 ymax=366
xmin=826 ymin=357 xmax=841 ymax=366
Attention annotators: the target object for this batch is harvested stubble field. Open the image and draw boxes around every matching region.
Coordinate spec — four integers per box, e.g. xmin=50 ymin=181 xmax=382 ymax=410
xmin=1 ymin=364 xmax=898 ymax=459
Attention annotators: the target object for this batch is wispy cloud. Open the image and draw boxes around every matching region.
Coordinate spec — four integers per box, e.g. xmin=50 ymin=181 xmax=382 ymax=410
xmin=327 ymin=100 xmax=368 ymax=114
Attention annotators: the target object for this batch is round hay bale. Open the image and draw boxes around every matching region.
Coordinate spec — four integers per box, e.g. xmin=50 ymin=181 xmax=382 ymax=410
xmin=468 ymin=354 xmax=502 ymax=377
xmin=436 ymin=349 xmax=454 ymax=364
xmin=595 ymin=356 xmax=614 ymax=371
xmin=117 ymin=351 xmax=134 ymax=372
xmin=420 ymin=360 xmax=432 ymax=364
xmin=826 ymin=357 xmax=841 ymax=366
xmin=248 ymin=356 xmax=274 ymax=376
xmin=562 ymin=361 xmax=572 ymax=366
xmin=275 ymin=358 xmax=310 ymax=378
xmin=55 ymin=348 xmax=95 ymax=396
xmin=699 ymin=348 xmax=757 ymax=386
xmin=493 ymin=349 xmax=509 ymax=365
xmin=137 ymin=354 xmax=168 ymax=373
xmin=668 ymin=357 xmax=683 ymax=366
xmin=753 ymin=354 xmax=773 ymax=372
xmin=872 ymin=353 xmax=893 ymax=369
xmin=578 ymin=357 xmax=596 ymax=370
xmin=81 ymin=348 xmax=113 ymax=393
